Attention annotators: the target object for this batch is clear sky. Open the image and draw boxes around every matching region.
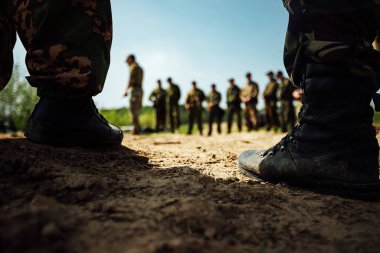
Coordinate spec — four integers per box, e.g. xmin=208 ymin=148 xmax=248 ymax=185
xmin=13 ymin=0 xmax=289 ymax=109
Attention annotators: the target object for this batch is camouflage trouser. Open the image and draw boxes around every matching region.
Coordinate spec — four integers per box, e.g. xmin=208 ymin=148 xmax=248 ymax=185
xmin=168 ymin=104 xmax=181 ymax=132
xmin=227 ymin=106 xmax=242 ymax=133
xmin=208 ymin=106 xmax=222 ymax=135
xmin=188 ymin=107 xmax=202 ymax=135
xmin=0 ymin=0 xmax=112 ymax=98
xmin=279 ymin=100 xmax=295 ymax=132
xmin=264 ymin=100 xmax=278 ymax=130
xmin=130 ymin=88 xmax=143 ymax=132
xmin=244 ymin=102 xmax=258 ymax=130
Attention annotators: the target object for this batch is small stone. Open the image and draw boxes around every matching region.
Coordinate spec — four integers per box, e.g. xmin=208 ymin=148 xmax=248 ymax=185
xmin=41 ymin=222 xmax=61 ymax=238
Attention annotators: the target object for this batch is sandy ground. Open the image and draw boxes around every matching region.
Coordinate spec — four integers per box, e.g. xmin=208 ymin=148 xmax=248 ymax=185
xmin=1 ymin=131 xmax=380 ymax=253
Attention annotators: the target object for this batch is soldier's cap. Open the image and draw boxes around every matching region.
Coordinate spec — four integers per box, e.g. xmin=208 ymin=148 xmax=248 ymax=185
xmin=246 ymin=72 xmax=252 ymax=78
xmin=266 ymin=71 xmax=274 ymax=76
xmin=228 ymin=78 xmax=234 ymax=83
xmin=277 ymin=71 xmax=283 ymax=76
xmin=192 ymin=81 xmax=197 ymax=85
xmin=167 ymin=77 xmax=172 ymax=82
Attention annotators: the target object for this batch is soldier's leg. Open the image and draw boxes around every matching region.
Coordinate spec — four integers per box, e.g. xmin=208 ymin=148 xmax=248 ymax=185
xmin=161 ymin=107 xmax=166 ymax=131
xmin=251 ymin=105 xmax=258 ymax=130
xmin=245 ymin=107 xmax=252 ymax=131
xmin=155 ymin=108 xmax=160 ymax=132
xmin=11 ymin=0 xmax=122 ymax=147
xmin=238 ymin=0 xmax=380 ymax=199
xmin=216 ymin=108 xmax=222 ymax=134
xmin=0 ymin=0 xmax=16 ymax=91
xmin=237 ymin=108 xmax=242 ymax=132
xmin=288 ymin=102 xmax=296 ymax=130
xmin=187 ymin=110 xmax=194 ymax=135
xmin=197 ymin=109 xmax=203 ymax=136
xmin=208 ymin=109 xmax=214 ymax=136
xmin=130 ymin=101 xmax=138 ymax=134
xmin=169 ymin=106 xmax=175 ymax=132
xmin=176 ymin=105 xmax=181 ymax=129
xmin=227 ymin=107 xmax=233 ymax=133
xmin=279 ymin=101 xmax=287 ymax=132
xmin=264 ymin=103 xmax=271 ymax=131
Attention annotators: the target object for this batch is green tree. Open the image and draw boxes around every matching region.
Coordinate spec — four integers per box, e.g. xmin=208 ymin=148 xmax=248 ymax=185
xmin=0 ymin=65 xmax=38 ymax=131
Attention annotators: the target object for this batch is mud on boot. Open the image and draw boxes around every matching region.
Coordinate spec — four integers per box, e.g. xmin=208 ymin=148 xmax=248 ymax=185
xmin=237 ymin=63 xmax=380 ymax=200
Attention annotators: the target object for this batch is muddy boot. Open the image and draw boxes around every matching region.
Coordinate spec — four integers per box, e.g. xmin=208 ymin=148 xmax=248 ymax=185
xmin=25 ymin=96 xmax=123 ymax=147
xmin=237 ymin=63 xmax=380 ymax=200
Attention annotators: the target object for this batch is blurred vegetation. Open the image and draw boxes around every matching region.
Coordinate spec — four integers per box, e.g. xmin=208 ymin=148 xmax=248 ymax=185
xmin=100 ymin=105 xmax=210 ymax=130
xmin=0 ymin=65 xmax=38 ymax=132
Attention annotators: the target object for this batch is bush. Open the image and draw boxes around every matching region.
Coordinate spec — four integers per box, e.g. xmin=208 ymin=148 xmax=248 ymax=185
xmin=0 ymin=65 xmax=38 ymax=131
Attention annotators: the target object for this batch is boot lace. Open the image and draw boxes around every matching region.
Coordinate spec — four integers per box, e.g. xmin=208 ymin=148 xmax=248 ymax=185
xmin=263 ymin=105 xmax=305 ymax=157
xmin=262 ymin=124 xmax=301 ymax=157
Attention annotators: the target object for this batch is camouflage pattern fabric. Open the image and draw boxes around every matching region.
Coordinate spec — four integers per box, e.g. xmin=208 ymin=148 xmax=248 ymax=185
xmin=129 ymin=63 xmax=143 ymax=90
xmin=130 ymin=88 xmax=143 ymax=133
xmin=0 ymin=0 xmax=112 ymax=98
xmin=240 ymin=81 xmax=259 ymax=104
xmin=226 ymin=85 xmax=241 ymax=108
xmin=149 ymin=88 xmax=166 ymax=108
xmin=207 ymin=90 xmax=221 ymax=106
xmin=278 ymin=78 xmax=295 ymax=101
xmin=167 ymin=83 xmax=181 ymax=132
xmin=263 ymin=80 xmax=278 ymax=102
xmin=186 ymin=88 xmax=205 ymax=109
xmin=283 ymin=0 xmax=380 ymax=90
xmin=167 ymin=84 xmax=181 ymax=105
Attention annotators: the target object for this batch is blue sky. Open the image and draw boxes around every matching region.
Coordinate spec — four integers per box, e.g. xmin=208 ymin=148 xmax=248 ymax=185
xmin=13 ymin=0 xmax=289 ymax=109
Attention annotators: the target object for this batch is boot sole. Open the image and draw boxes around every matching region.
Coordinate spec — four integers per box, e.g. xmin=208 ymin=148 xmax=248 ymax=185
xmin=24 ymin=118 xmax=122 ymax=148
xmin=237 ymin=162 xmax=380 ymax=201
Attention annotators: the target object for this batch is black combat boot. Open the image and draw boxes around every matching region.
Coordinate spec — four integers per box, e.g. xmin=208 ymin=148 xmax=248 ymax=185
xmin=25 ymin=96 xmax=123 ymax=147
xmin=238 ymin=63 xmax=380 ymax=199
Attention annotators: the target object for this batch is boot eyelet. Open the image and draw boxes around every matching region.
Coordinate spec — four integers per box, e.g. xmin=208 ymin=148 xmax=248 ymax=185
xmin=280 ymin=146 xmax=286 ymax=152
xmin=268 ymin=151 xmax=274 ymax=157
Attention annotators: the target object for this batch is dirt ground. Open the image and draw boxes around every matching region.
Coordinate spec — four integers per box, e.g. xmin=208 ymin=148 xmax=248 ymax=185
xmin=1 ymin=131 xmax=380 ymax=253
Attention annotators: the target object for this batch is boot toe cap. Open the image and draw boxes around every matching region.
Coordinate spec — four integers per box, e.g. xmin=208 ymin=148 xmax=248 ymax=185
xmin=237 ymin=150 xmax=265 ymax=177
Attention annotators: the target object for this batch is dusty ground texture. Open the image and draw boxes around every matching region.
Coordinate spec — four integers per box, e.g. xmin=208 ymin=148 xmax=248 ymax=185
xmin=1 ymin=131 xmax=380 ymax=253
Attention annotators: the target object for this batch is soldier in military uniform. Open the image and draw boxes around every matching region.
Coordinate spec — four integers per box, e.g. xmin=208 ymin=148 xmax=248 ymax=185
xmin=0 ymin=0 xmax=123 ymax=147
xmin=166 ymin=77 xmax=181 ymax=133
xmin=263 ymin=71 xmax=279 ymax=131
xmin=149 ymin=80 xmax=167 ymax=132
xmin=240 ymin=72 xmax=259 ymax=131
xmin=277 ymin=71 xmax=296 ymax=132
xmin=226 ymin=78 xmax=242 ymax=134
xmin=185 ymin=81 xmax=205 ymax=135
xmin=207 ymin=84 xmax=222 ymax=136
xmin=124 ymin=54 xmax=144 ymax=135
xmin=238 ymin=0 xmax=380 ymax=199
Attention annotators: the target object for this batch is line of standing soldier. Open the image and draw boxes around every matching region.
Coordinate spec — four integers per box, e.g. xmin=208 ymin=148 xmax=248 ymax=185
xmin=263 ymin=71 xmax=296 ymax=132
xmin=149 ymin=77 xmax=181 ymax=133
xmin=149 ymin=71 xmax=297 ymax=135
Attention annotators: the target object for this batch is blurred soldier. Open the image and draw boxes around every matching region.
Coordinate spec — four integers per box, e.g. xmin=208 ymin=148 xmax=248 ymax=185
xmin=226 ymin=78 xmax=242 ymax=134
xmin=240 ymin=72 xmax=259 ymax=131
xmin=185 ymin=81 xmax=205 ymax=135
xmin=207 ymin=84 xmax=222 ymax=136
xmin=263 ymin=71 xmax=279 ymax=131
xmin=238 ymin=0 xmax=380 ymax=199
xmin=167 ymin=77 xmax=181 ymax=133
xmin=149 ymin=80 xmax=167 ymax=132
xmin=124 ymin=54 xmax=144 ymax=135
xmin=277 ymin=71 xmax=296 ymax=132
xmin=0 ymin=0 xmax=123 ymax=147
